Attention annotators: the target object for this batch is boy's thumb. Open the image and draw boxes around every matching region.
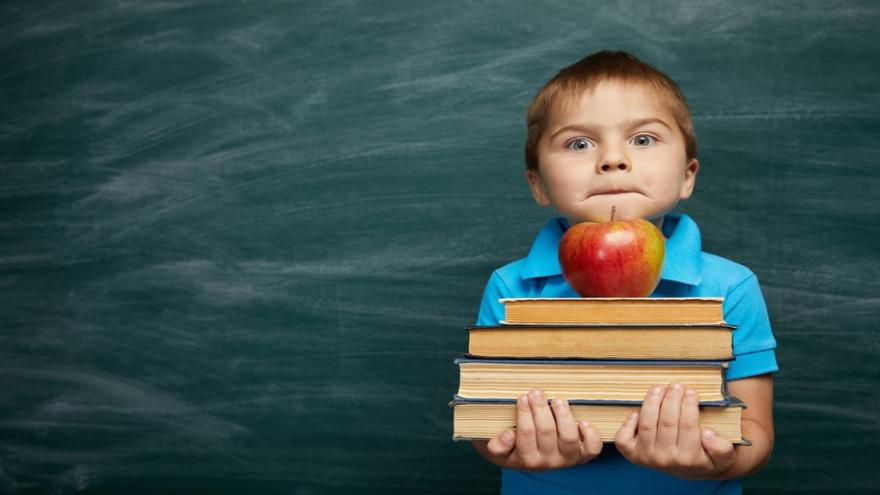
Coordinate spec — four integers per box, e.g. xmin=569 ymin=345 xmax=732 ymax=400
xmin=701 ymin=428 xmax=736 ymax=472
xmin=486 ymin=430 xmax=515 ymax=457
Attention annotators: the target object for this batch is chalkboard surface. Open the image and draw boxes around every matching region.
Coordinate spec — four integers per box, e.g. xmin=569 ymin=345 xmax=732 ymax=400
xmin=2 ymin=1 xmax=879 ymax=493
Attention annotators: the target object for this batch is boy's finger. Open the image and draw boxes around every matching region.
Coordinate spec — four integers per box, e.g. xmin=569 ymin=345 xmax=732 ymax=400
xmin=552 ymin=398 xmax=580 ymax=458
xmin=514 ymin=394 xmax=538 ymax=456
xmin=701 ymin=429 xmax=737 ymax=473
xmin=677 ymin=388 xmax=702 ymax=449
xmin=636 ymin=385 xmax=665 ymax=451
xmin=655 ymin=383 xmax=684 ymax=450
xmin=527 ymin=389 xmax=558 ymax=455
xmin=578 ymin=420 xmax=604 ymax=461
xmin=486 ymin=430 xmax=516 ymax=458
xmin=614 ymin=411 xmax=639 ymax=459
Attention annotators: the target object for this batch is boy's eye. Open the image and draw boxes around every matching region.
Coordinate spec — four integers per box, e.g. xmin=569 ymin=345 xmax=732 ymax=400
xmin=568 ymin=138 xmax=594 ymax=151
xmin=631 ymin=134 xmax=657 ymax=146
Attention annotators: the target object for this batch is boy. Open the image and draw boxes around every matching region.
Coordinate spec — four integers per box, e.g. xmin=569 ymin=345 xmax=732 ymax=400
xmin=471 ymin=51 xmax=778 ymax=494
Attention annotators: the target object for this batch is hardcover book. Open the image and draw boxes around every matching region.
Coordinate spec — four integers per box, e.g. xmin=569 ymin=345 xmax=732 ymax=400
xmin=500 ymin=297 xmax=725 ymax=325
xmin=467 ymin=324 xmax=735 ymax=360
xmin=451 ymin=396 xmax=749 ymax=444
xmin=456 ymin=357 xmax=729 ymax=402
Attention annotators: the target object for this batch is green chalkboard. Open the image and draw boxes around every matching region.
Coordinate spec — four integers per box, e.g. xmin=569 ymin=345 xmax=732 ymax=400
xmin=2 ymin=1 xmax=879 ymax=493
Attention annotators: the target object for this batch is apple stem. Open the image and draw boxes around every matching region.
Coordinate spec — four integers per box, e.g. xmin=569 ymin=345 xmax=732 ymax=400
xmin=610 ymin=205 xmax=616 ymax=222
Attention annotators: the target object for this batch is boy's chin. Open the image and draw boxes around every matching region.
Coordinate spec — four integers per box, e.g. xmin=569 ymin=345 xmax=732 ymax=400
xmin=566 ymin=207 xmax=655 ymax=224
xmin=562 ymin=199 xmax=673 ymax=226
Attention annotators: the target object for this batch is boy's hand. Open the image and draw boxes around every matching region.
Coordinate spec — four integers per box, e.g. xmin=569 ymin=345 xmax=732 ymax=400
xmin=614 ymin=384 xmax=737 ymax=480
xmin=473 ymin=389 xmax=603 ymax=471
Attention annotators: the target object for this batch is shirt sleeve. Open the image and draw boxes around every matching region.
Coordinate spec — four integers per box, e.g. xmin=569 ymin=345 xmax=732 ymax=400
xmin=723 ymin=272 xmax=779 ymax=380
xmin=475 ymin=271 xmax=511 ymax=326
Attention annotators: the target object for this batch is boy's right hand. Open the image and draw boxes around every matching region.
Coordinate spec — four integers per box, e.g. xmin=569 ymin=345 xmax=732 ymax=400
xmin=472 ymin=389 xmax=603 ymax=471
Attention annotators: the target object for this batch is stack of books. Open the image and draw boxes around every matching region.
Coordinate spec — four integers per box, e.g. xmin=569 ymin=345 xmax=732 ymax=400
xmin=451 ymin=297 xmax=750 ymax=444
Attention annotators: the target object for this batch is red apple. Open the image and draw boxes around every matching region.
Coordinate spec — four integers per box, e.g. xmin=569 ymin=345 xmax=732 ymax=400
xmin=558 ymin=217 xmax=665 ymax=297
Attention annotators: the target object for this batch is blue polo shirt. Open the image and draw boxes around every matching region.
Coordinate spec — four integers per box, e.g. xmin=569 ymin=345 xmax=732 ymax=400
xmin=475 ymin=213 xmax=778 ymax=495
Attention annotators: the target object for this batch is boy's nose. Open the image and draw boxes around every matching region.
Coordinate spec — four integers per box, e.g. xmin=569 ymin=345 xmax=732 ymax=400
xmin=596 ymin=142 xmax=631 ymax=174
xmin=600 ymin=162 xmax=629 ymax=173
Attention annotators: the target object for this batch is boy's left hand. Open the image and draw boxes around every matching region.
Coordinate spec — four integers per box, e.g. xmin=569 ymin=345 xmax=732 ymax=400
xmin=614 ymin=383 xmax=737 ymax=480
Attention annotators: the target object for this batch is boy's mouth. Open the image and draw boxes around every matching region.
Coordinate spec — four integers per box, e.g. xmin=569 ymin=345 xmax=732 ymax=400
xmin=593 ymin=188 xmax=639 ymax=195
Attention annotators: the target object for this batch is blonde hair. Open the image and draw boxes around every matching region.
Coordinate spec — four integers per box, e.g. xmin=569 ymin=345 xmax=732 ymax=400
xmin=525 ymin=50 xmax=697 ymax=171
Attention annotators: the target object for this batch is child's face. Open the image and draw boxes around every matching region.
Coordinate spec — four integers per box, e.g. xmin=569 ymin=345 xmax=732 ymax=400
xmin=527 ymin=80 xmax=699 ymax=227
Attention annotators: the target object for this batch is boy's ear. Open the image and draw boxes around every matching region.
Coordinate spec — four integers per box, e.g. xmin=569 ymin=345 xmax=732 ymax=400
xmin=679 ymin=158 xmax=700 ymax=200
xmin=526 ymin=169 xmax=552 ymax=207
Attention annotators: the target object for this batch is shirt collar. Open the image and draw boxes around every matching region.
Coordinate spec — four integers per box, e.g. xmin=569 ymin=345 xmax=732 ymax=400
xmin=520 ymin=213 xmax=703 ymax=286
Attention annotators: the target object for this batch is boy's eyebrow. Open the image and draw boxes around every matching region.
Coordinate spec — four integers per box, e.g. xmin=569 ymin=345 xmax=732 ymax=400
xmin=549 ymin=118 xmax=673 ymax=140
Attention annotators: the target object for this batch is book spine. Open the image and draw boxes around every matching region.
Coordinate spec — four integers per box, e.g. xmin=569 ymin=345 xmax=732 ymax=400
xmin=449 ymin=395 xmax=737 ymax=408
xmin=455 ymin=356 xmax=731 ymax=366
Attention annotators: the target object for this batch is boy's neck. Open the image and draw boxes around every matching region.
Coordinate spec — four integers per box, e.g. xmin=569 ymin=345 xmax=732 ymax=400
xmin=652 ymin=216 xmax=666 ymax=235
